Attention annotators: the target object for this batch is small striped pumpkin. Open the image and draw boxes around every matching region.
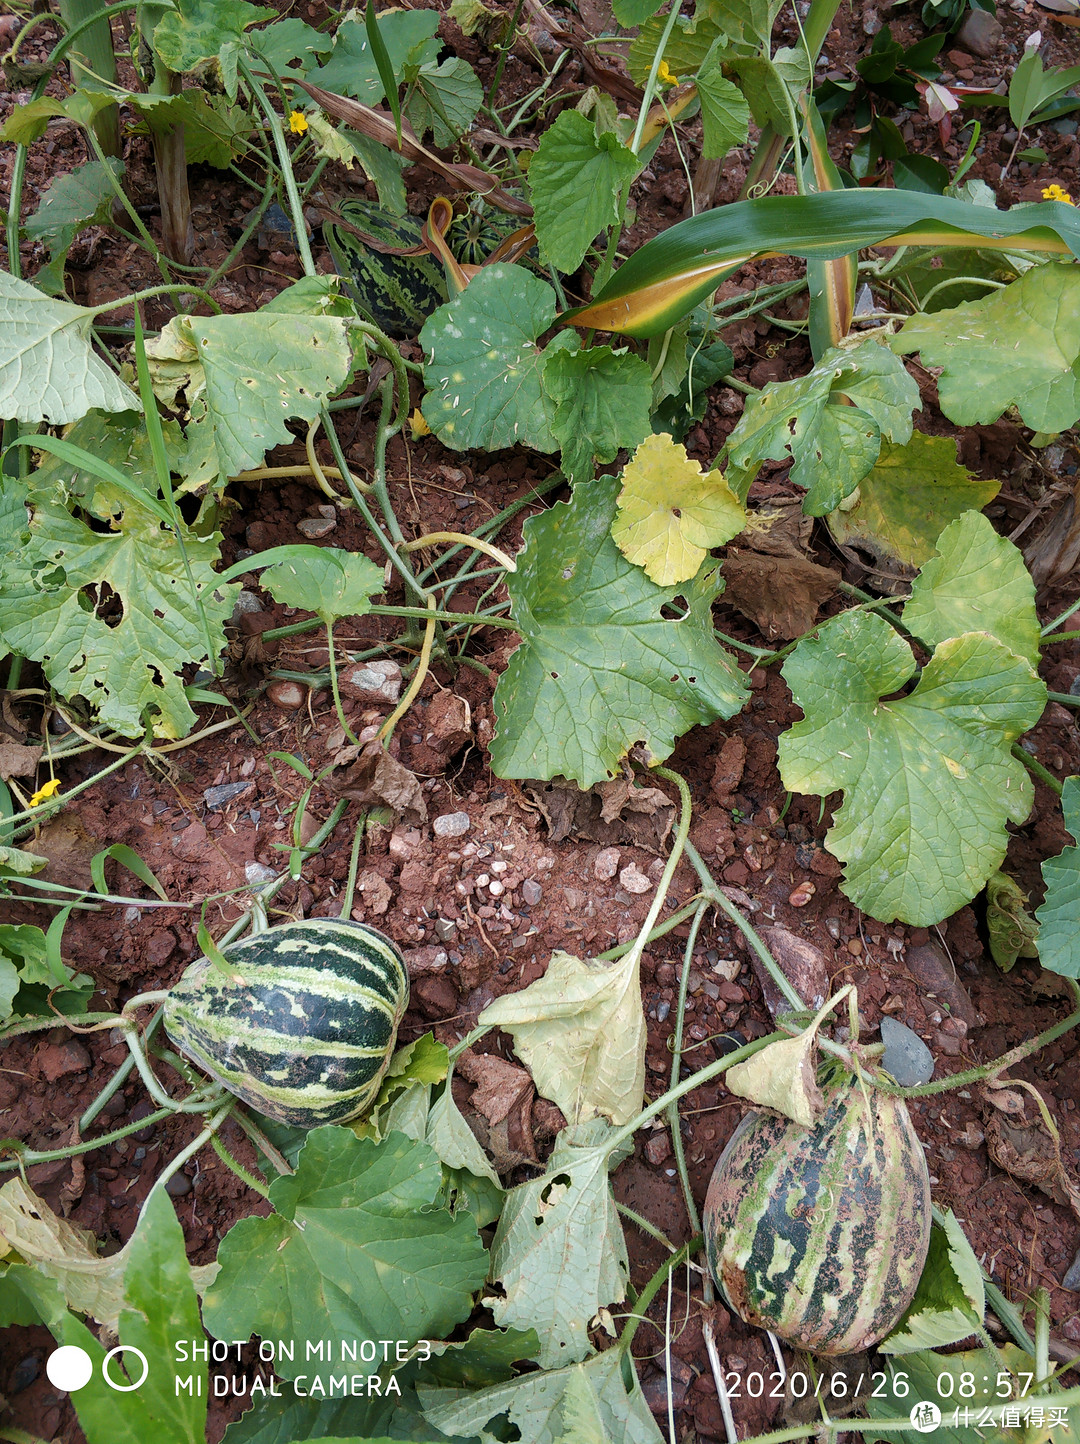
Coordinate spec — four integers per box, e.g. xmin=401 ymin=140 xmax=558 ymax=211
xmin=703 ymin=1078 xmax=930 ymax=1355
xmin=163 ymin=919 xmax=409 ymax=1127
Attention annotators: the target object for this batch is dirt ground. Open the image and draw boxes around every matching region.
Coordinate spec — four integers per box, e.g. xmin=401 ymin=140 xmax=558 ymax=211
xmin=2 ymin=0 xmax=1080 ymax=1439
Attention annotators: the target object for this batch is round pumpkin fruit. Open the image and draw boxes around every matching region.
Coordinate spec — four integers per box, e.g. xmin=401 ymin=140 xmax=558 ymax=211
xmin=164 ymin=918 xmax=409 ymax=1127
xmin=703 ymin=1078 xmax=930 ymax=1355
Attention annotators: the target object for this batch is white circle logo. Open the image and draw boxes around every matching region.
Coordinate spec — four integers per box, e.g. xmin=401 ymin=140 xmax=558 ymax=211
xmin=910 ymin=1402 xmax=942 ymax=1433
xmin=46 ymin=1345 xmax=94 ymax=1392
xmin=102 ymin=1345 xmax=149 ymax=1391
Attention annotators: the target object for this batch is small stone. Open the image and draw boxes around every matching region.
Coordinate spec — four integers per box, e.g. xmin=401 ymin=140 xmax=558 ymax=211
xmin=343 ymin=659 xmax=402 ymax=703
xmin=433 ymin=811 xmax=471 ymax=838
xmin=245 ymin=861 xmax=276 ymax=885
xmin=644 ymin=1130 xmax=672 ymax=1166
xmin=489 ymin=879 xmax=505 ymax=897
xmin=1063 ymin=1248 xmax=1080 ymax=1293
xmin=35 ymin=1039 xmax=92 ymax=1081
xmin=522 ymin=879 xmax=542 ymax=905
xmin=296 ymin=516 xmax=336 ymax=539
xmin=564 ymin=887 xmax=587 ymax=910
xmin=267 ymin=679 xmax=306 ymax=710
xmin=490 ymin=859 xmax=508 ymax=874
xmin=165 ymin=1171 xmax=193 ymax=1197
xmin=433 ymin=918 xmax=457 ymax=943
xmin=788 ymin=880 xmax=815 ymax=907
xmin=880 ymin=1016 xmax=935 ymax=1087
xmin=825 ymin=917 xmax=842 ymax=941
xmin=231 ymin=589 xmax=263 ymax=620
xmin=594 ymin=847 xmax=620 ymax=880
xmin=620 ymin=863 xmax=652 ymax=895
xmin=203 ymin=781 xmax=253 ymax=810
xmin=955 ymin=7 xmax=1003 ymax=57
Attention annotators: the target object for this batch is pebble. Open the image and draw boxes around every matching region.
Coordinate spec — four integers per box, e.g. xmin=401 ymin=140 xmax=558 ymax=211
xmin=1064 ymin=1248 xmax=1080 ymax=1293
xmin=620 ymin=863 xmax=652 ymax=895
xmin=344 ymin=659 xmax=401 ymax=703
xmin=522 ymin=879 xmax=542 ymax=905
xmin=296 ymin=516 xmax=336 ymax=538
xmin=10 ymin=1355 xmax=40 ymax=1394
xmin=433 ymin=918 xmax=457 ymax=942
xmin=564 ymin=887 xmax=587 ymax=910
xmin=955 ymin=7 xmax=1003 ymax=57
xmin=203 ymin=781 xmax=253 ymax=810
xmin=788 ymin=881 xmax=815 ymax=907
xmin=231 ymin=589 xmax=263 ymax=620
xmin=433 ymin=811 xmax=470 ymax=838
xmin=489 ymin=879 xmax=505 ymax=897
xmin=245 ymin=861 xmax=276 ymax=885
xmin=825 ymin=917 xmax=842 ymax=941
xmin=267 ymin=679 xmax=306 ymax=710
xmin=880 ymin=1016 xmax=935 ymax=1087
xmin=644 ymin=1130 xmax=672 ymax=1166
xmin=594 ymin=847 xmax=620 ymax=880
xmin=165 ymin=1171 xmax=193 ymax=1197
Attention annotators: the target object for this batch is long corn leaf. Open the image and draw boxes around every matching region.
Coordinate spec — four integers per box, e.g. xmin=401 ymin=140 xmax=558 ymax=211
xmin=565 ymin=192 xmax=1080 ymax=337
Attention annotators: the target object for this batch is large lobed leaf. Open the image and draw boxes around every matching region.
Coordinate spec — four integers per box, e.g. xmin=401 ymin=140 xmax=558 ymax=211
xmin=490 ymin=475 xmax=748 ymax=788
xmin=778 ymin=607 xmax=1045 ymax=925
xmin=202 ymin=1127 xmax=488 ymax=1384
xmin=527 ymin=110 xmax=643 ymax=275
xmin=893 ymin=263 xmax=1080 ymax=433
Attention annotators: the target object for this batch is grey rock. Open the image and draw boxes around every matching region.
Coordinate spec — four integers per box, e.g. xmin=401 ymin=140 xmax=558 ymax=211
xmin=343 ymin=659 xmax=402 ymax=703
xmin=594 ymin=846 xmax=620 ymax=880
xmin=433 ymin=918 xmax=457 ymax=942
xmin=880 ymin=1016 xmax=935 ymax=1087
xmin=165 ymin=1171 xmax=193 ymax=1197
xmin=203 ymin=781 xmax=253 ymax=810
xmin=620 ymin=863 xmax=652 ymax=895
xmin=955 ymin=8 xmax=1003 ymax=57
xmin=1064 ymin=1247 xmax=1080 ymax=1292
xmin=522 ymin=878 xmax=543 ymax=905
xmin=433 ymin=811 xmax=471 ymax=838
xmin=231 ymin=589 xmax=263 ymax=620
xmin=245 ymin=861 xmax=277 ymax=885
xmin=296 ymin=516 xmax=337 ymax=539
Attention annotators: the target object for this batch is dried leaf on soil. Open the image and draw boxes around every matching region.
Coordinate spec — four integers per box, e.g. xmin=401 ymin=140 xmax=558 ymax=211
xmin=721 ymin=549 xmax=838 ymax=640
xmin=333 ymin=740 xmax=427 ymax=824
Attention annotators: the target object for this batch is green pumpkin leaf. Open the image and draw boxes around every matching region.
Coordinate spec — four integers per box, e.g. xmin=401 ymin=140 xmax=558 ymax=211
xmin=628 ymin=14 xmax=724 ymax=89
xmin=0 ymin=474 xmax=236 ymax=739
xmin=491 ymin=475 xmax=748 ymax=788
xmin=880 ymin=1209 xmax=985 ymax=1354
xmin=778 ymin=609 xmax=1045 ymax=925
xmin=479 ymin=949 xmax=646 ymax=1127
xmin=542 ymin=344 xmax=653 ymax=484
xmin=151 ymin=0 xmax=273 ymax=97
xmin=256 ymin=545 xmax=384 ymax=623
xmin=421 ymin=264 xmax=576 ymax=452
xmin=892 ymin=263 xmax=1080 ymax=433
xmin=902 ymin=511 xmax=1040 ymax=666
xmin=825 ymin=432 xmax=999 ymax=570
xmin=0 ymin=271 xmax=139 ymax=422
xmin=202 ymin=1128 xmax=488 ymax=1384
xmin=1035 ymin=774 xmax=1080 ymax=979
xmin=695 ymin=53 xmax=751 ymax=160
xmin=527 ymin=109 xmax=643 ymax=274
xmin=405 ymin=56 xmax=483 ymax=148
xmin=309 ymin=10 xmax=440 ymax=102
xmin=145 ymin=304 xmax=353 ymax=481
xmin=611 ymin=432 xmax=746 ymax=586
xmin=725 ymin=340 xmax=920 ymax=514
xmin=422 ymin=1349 xmax=662 ymax=1443
xmin=485 ymin=1124 xmax=630 ymax=1369
xmin=127 ymin=90 xmax=253 ymax=168
xmin=23 ymin=159 xmax=123 ymax=260
xmin=245 ymin=16 xmax=332 ymax=80
xmin=0 ymin=91 xmax=119 ymax=145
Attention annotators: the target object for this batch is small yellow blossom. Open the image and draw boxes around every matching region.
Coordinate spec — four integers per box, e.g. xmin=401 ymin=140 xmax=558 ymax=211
xmin=288 ymin=110 xmax=309 ymax=135
xmin=1042 ymin=183 xmax=1074 ymax=205
xmin=29 ymin=778 xmax=62 ymax=807
xmin=657 ymin=59 xmax=680 ymax=86
xmin=409 ymin=408 xmax=431 ymax=438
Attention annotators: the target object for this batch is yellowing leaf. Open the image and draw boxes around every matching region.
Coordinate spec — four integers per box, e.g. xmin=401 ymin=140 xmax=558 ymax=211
xmin=612 ymin=433 xmax=746 ymax=585
xmin=478 ymin=949 xmax=646 ymax=1126
xmin=724 ymin=989 xmax=850 ymax=1126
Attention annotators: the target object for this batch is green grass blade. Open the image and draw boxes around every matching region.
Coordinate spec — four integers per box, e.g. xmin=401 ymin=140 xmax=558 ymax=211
xmin=366 ymin=0 xmax=403 ymax=144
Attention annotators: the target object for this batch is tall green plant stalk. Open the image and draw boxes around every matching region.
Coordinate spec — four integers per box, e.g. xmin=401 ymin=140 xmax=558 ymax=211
xmin=57 ymin=0 xmax=122 ymax=159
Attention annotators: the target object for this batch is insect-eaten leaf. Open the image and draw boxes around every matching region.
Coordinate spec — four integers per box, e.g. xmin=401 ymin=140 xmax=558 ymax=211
xmin=826 ymin=432 xmax=999 ymax=573
xmin=778 ymin=605 xmax=1045 ymax=926
xmin=725 ymin=340 xmax=920 ymax=515
xmin=479 ymin=949 xmax=646 ymax=1127
xmin=1035 ymin=774 xmax=1080 ymax=979
xmin=893 ymin=262 xmax=1080 ymax=433
xmin=490 ymin=475 xmax=748 ymax=788
xmin=611 ymin=432 xmax=746 ymax=586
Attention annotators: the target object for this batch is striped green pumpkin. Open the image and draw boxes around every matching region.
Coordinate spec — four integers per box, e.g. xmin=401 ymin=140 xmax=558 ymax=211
xmin=163 ymin=919 xmax=408 ymax=1127
xmin=703 ymin=1078 xmax=930 ymax=1355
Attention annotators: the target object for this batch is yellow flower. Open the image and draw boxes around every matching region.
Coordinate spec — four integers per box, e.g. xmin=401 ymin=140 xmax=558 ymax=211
xmin=288 ymin=110 xmax=309 ymax=135
xmin=29 ymin=778 xmax=62 ymax=807
xmin=409 ymin=408 xmax=431 ymax=438
xmin=657 ymin=59 xmax=680 ymax=87
xmin=1042 ymin=183 xmax=1074 ymax=205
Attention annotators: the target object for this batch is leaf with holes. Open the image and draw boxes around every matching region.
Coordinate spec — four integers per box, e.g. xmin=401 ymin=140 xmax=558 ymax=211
xmin=725 ymin=340 xmax=920 ymax=514
xmin=420 ymin=264 xmax=577 ymax=453
xmin=145 ymin=293 xmax=353 ymax=481
xmin=893 ymin=263 xmax=1080 ymax=433
xmin=778 ymin=609 xmax=1045 ymax=925
xmin=491 ymin=475 xmax=748 ymax=788
xmin=611 ymin=432 xmax=746 ymax=586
